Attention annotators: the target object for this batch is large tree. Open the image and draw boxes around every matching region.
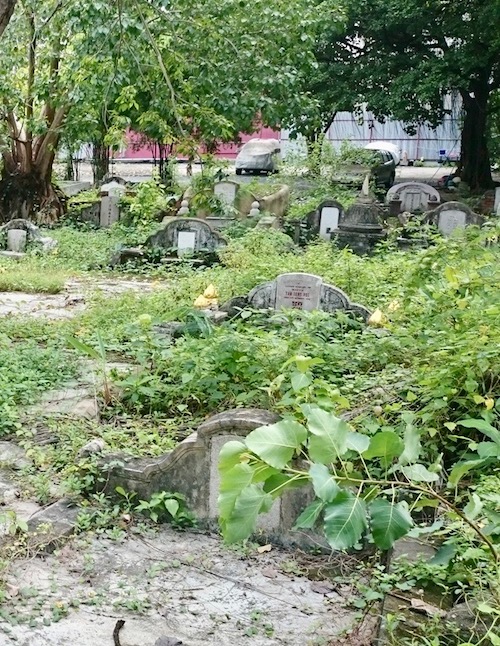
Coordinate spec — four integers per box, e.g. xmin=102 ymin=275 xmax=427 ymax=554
xmin=0 ymin=0 xmax=15 ymax=37
xmin=313 ymin=0 xmax=500 ymax=190
xmin=0 ymin=0 xmax=341 ymax=221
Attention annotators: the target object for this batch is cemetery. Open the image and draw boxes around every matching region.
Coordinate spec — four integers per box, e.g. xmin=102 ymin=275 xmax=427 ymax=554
xmin=0 ymin=1 xmax=499 ymax=645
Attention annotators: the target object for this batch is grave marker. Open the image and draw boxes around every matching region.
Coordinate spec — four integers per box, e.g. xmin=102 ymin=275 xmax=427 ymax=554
xmin=221 ymin=272 xmax=371 ymax=320
xmin=426 ymin=201 xmax=484 ymax=236
xmin=386 ymin=182 xmax=440 ymax=213
xmin=100 ymin=180 xmax=126 ymax=228
xmin=275 ymin=273 xmax=322 ymax=310
xmin=214 ymin=180 xmax=239 ymax=206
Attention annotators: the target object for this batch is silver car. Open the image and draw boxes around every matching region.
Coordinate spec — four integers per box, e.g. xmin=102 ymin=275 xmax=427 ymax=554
xmin=235 ymin=139 xmax=281 ymax=175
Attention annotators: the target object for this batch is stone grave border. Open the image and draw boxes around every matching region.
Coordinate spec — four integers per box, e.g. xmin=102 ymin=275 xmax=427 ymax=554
xmin=99 ymin=408 xmax=317 ymax=546
xmin=424 ymin=201 xmax=484 ymax=235
xmin=220 ymin=272 xmax=371 ymax=321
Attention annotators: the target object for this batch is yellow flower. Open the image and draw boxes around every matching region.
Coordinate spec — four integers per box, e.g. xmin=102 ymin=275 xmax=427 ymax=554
xmin=203 ymin=284 xmax=218 ymax=299
xmin=194 ymin=295 xmax=212 ymax=308
xmin=368 ymin=308 xmax=386 ymax=327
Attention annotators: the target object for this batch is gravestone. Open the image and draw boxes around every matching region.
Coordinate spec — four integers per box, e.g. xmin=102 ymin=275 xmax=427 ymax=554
xmin=425 ymin=201 xmax=484 ymax=236
xmin=221 ymin=272 xmax=371 ymax=320
xmin=495 ymin=187 xmax=500 ymax=215
xmin=306 ymin=200 xmax=344 ymax=241
xmin=98 ymin=408 xmax=315 ymax=544
xmin=145 ymin=217 xmax=227 ymax=256
xmin=275 ymin=273 xmax=322 ymax=311
xmin=7 ymin=230 xmax=27 ymax=253
xmin=100 ymin=180 xmax=126 ymax=228
xmin=214 ymin=180 xmax=239 ymax=207
xmin=386 ymin=182 xmax=441 ymax=214
xmin=334 ymin=200 xmax=386 ymax=255
xmin=0 ymin=218 xmax=57 ymax=255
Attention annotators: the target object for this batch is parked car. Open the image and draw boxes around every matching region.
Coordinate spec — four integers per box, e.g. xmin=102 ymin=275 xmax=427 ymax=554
xmin=235 ymin=139 xmax=281 ymax=175
xmin=333 ymin=148 xmax=397 ymax=189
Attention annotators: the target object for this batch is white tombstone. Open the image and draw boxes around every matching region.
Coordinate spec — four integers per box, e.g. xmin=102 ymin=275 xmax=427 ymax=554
xmin=214 ymin=181 xmax=238 ymax=206
xmin=275 ymin=273 xmax=322 ymax=311
xmin=319 ymin=206 xmax=340 ymax=239
xmin=177 ymin=231 xmax=197 ymax=257
xmin=386 ymin=182 xmax=440 ymax=212
xmin=100 ymin=180 xmax=126 ymax=228
xmin=495 ymin=187 xmax=500 ymax=215
xmin=7 ymin=229 xmax=27 ymax=253
xmin=438 ymin=209 xmax=468 ymax=236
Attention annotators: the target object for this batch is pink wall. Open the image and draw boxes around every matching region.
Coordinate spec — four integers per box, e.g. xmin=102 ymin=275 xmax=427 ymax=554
xmin=115 ymin=126 xmax=280 ymax=160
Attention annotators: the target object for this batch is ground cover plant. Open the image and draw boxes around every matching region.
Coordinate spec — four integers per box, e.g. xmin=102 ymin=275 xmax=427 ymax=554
xmin=0 ymin=193 xmax=499 ymax=643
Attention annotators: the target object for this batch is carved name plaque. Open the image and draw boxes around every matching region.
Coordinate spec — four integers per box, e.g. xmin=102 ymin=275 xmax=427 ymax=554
xmin=275 ymin=273 xmax=322 ymax=311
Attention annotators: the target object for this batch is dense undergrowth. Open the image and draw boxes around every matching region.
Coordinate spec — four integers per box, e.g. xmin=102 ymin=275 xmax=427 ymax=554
xmin=0 ymin=210 xmax=499 ymax=643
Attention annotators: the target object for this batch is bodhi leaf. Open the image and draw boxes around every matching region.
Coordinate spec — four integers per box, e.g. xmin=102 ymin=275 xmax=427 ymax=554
xmin=304 ymin=406 xmax=350 ymax=463
xmin=448 ymin=459 xmax=486 ymax=488
xmin=263 ymin=473 xmax=309 ymax=496
xmin=346 ymin=432 xmax=370 ymax=454
xmin=294 ymin=499 xmax=325 ymax=530
xmin=323 ymin=492 xmax=367 ymax=550
xmin=245 ymin=420 xmax=307 ymax=470
xmin=399 ymin=417 xmax=422 ymax=466
xmin=218 ymin=440 xmax=247 ymax=472
xmin=457 ymin=419 xmax=500 ymax=446
xmin=309 ymin=464 xmax=340 ymax=502
xmin=369 ymin=499 xmax=413 ymax=550
xmin=218 ymin=463 xmax=254 ymax=518
xmin=220 ymin=484 xmax=273 ymax=543
xmin=363 ymin=431 xmax=404 ymax=465
xmin=401 ymin=464 xmax=440 ymax=482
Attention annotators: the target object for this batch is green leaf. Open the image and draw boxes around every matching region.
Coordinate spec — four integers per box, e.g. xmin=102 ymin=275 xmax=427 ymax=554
xmin=295 ymin=356 xmax=324 ymax=372
xmin=291 ymin=371 xmax=312 ymax=392
xmin=305 ymin=407 xmax=350 ymax=463
xmin=448 ymin=459 xmax=486 ymax=488
xmin=245 ymin=420 xmax=307 ymax=469
xmin=164 ymin=499 xmax=180 ymax=518
xmin=309 ymin=464 xmax=340 ymax=502
xmin=477 ymin=442 xmax=500 ymax=458
xmin=431 ymin=542 xmax=456 ymax=566
xmin=399 ymin=420 xmax=421 ymax=466
xmin=346 ymin=432 xmax=370 ymax=454
xmin=401 ymin=464 xmax=440 ymax=482
xmin=221 ymin=484 xmax=273 ymax=543
xmin=369 ymin=500 xmax=413 ymax=550
xmin=218 ymin=440 xmax=247 ymax=472
xmin=218 ymin=463 xmax=254 ymax=518
xmin=323 ymin=492 xmax=367 ymax=550
xmin=363 ymin=431 xmax=404 ymax=464
xmin=67 ymin=336 xmax=102 ymax=361
xmin=457 ymin=419 xmax=500 ymax=445
xmin=293 ymin=499 xmax=324 ymax=529
xmin=263 ymin=473 xmax=308 ymax=496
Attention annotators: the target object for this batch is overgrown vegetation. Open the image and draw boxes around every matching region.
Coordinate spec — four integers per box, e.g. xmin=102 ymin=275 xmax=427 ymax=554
xmin=0 ymin=176 xmax=499 ymax=643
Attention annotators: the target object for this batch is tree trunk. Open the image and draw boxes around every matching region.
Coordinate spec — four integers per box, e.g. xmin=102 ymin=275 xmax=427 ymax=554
xmin=0 ymin=164 xmax=65 ymax=224
xmin=0 ymin=0 xmax=16 ymax=38
xmin=91 ymin=141 xmax=110 ymax=185
xmin=460 ymin=82 xmax=494 ymax=191
xmin=156 ymin=142 xmax=175 ymax=188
